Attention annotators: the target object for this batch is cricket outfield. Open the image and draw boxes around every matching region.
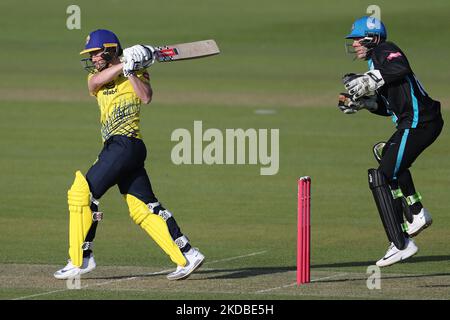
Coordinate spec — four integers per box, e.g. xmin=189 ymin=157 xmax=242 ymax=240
xmin=0 ymin=0 xmax=449 ymax=300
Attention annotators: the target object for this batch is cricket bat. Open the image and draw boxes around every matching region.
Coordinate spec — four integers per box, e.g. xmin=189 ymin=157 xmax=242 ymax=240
xmin=153 ymin=39 xmax=220 ymax=62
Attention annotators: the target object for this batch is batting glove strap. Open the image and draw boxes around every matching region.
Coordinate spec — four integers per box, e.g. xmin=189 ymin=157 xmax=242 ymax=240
xmin=364 ymin=70 xmax=385 ymax=90
xmin=140 ymin=45 xmax=156 ymax=67
xmin=123 ymin=67 xmax=136 ymax=78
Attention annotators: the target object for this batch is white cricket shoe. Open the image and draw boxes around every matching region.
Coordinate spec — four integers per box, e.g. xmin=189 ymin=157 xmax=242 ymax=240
xmin=54 ymin=254 xmax=96 ymax=279
xmin=167 ymin=248 xmax=205 ymax=281
xmin=406 ymin=208 xmax=432 ymax=237
xmin=376 ymin=238 xmax=418 ymax=267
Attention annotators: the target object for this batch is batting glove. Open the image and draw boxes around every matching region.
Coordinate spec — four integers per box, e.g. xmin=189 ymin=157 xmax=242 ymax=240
xmin=122 ymin=51 xmax=136 ymax=77
xmin=132 ymin=45 xmax=155 ymax=69
xmin=123 ymin=45 xmax=147 ymax=61
xmin=122 ymin=45 xmax=155 ymax=74
xmin=140 ymin=45 xmax=156 ymax=67
xmin=343 ymin=70 xmax=385 ymax=100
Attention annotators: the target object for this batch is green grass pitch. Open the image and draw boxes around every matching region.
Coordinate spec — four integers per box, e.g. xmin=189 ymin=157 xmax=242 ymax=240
xmin=0 ymin=0 xmax=449 ymax=300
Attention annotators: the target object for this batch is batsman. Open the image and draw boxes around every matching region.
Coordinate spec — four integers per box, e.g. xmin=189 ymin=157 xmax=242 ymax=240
xmin=339 ymin=17 xmax=444 ymax=267
xmin=54 ymin=29 xmax=204 ymax=280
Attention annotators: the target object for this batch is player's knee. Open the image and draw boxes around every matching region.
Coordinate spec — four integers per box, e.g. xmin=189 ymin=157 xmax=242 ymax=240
xmin=125 ymin=194 xmax=150 ymax=225
xmin=68 ymin=171 xmax=91 ymax=207
xmin=68 ymin=171 xmax=103 ymax=215
xmin=85 ymin=173 xmax=104 ymax=201
xmin=369 ymin=167 xmax=398 ymax=189
xmin=368 ymin=168 xmax=385 ymax=188
xmin=372 ymin=141 xmax=386 ymax=163
xmin=377 ymin=166 xmax=395 ymax=183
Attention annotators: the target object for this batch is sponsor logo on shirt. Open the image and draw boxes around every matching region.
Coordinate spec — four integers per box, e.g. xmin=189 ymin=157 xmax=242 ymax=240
xmin=387 ymin=52 xmax=402 ymax=61
xmin=102 ymin=81 xmax=117 ymax=95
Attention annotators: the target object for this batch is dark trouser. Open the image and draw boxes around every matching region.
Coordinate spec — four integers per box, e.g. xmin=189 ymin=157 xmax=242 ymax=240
xmin=373 ymin=118 xmax=443 ymax=245
xmin=379 ymin=118 xmax=443 ymax=189
xmin=83 ymin=135 xmax=190 ymax=256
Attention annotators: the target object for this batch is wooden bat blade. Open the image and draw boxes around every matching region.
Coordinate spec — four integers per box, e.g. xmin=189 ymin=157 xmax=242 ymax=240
xmin=154 ymin=39 xmax=220 ymax=62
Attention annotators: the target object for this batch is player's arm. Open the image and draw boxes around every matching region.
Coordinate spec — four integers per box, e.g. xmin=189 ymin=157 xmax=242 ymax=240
xmin=128 ymin=72 xmax=153 ymax=104
xmin=337 ymin=92 xmax=379 ymax=115
xmin=343 ymin=46 xmax=412 ymax=100
xmin=88 ymin=64 xmax=123 ymax=95
xmin=369 ymin=95 xmax=390 ymax=116
xmin=345 ymin=49 xmax=411 ymax=99
xmin=373 ymin=47 xmax=412 ymax=84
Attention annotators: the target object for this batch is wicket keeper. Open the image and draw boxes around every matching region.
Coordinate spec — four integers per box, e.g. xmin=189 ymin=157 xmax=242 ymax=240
xmin=338 ymin=17 xmax=444 ymax=267
xmin=54 ymin=29 xmax=204 ymax=280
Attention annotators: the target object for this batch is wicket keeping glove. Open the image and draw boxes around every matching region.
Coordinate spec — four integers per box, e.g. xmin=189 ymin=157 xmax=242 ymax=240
xmin=338 ymin=93 xmax=360 ymax=114
xmin=338 ymin=93 xmax=379 ymax=114
xmin=343 ymin=70 xmax=385 ymax=100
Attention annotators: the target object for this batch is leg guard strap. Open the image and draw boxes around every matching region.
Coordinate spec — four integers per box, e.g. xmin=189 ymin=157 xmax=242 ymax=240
xmin=147 ymin=202 xmax=173 ymax=221
xmin=406 ymin=192 xmax=422 ymax=206
xmin=391 ymin=188 xmax=413 ymax=224
xmin=175 ymin=235 xmax=189 ymax=250
xmin=82 ymin=241 xmax=94 ymax=251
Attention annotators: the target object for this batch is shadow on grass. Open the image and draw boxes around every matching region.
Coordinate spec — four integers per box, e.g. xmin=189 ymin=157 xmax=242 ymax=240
xmin=84 ymin=255 xmax=450 ymax=281
xmin=84 ymin=266 xmax=295 ymax=281
xmin=311 ymin=255 xmax=450 ymax=269
xmin=315 ymin=272 xmax=450 ymax=284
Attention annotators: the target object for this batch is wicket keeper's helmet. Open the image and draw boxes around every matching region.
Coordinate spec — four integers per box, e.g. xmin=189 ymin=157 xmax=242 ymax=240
xmin=346 ymin=16 xmax=387 ymax=40
xmin=80 ymin=29 xmax=122 ymax=56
